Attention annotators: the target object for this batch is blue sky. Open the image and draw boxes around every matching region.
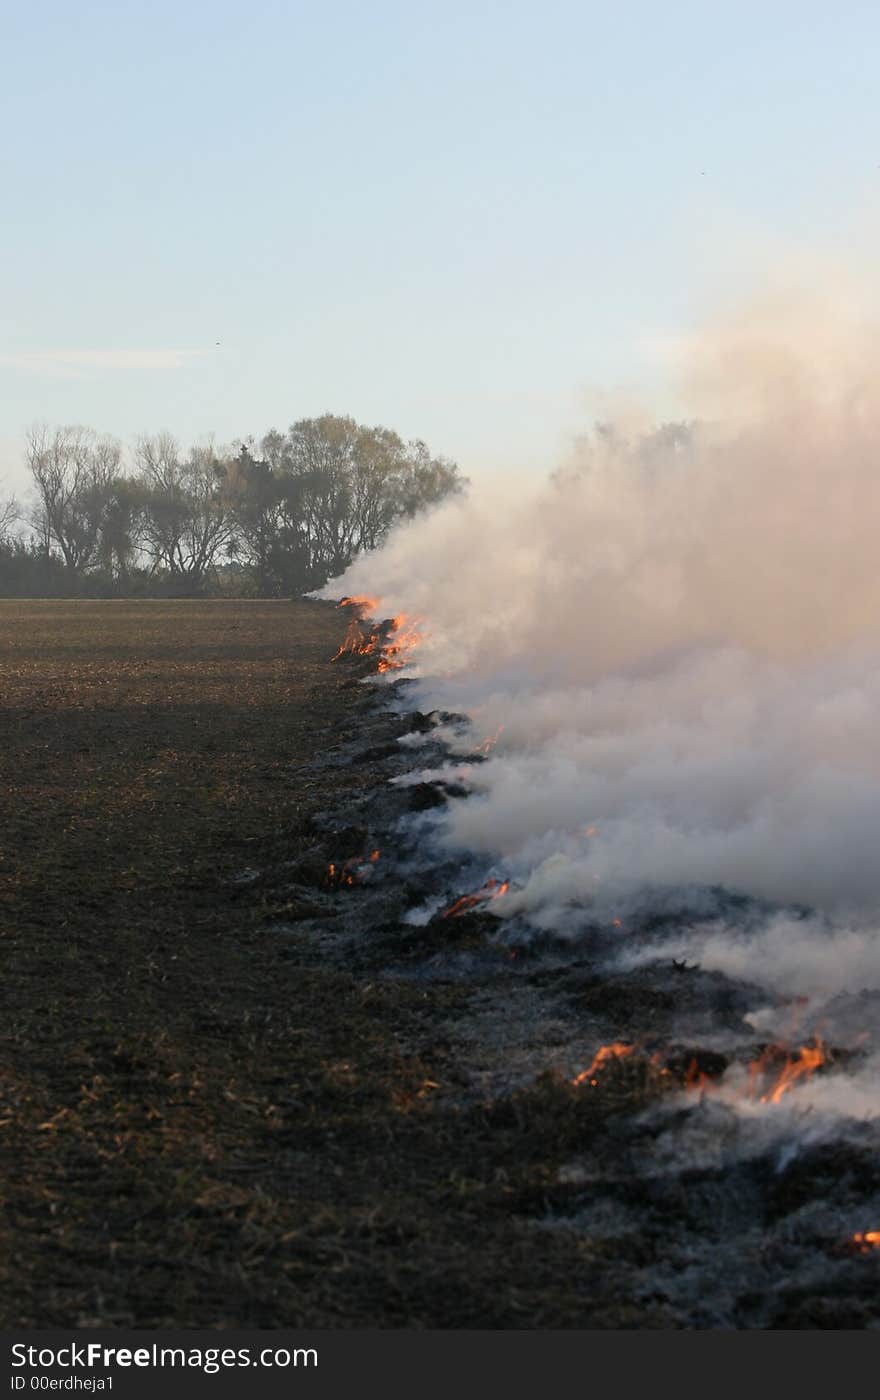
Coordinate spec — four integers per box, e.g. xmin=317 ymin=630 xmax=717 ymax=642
xmin=2 ymin=1 xmax=878 ymax=493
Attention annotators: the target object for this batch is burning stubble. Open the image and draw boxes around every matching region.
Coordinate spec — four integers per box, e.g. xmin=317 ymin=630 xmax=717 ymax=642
xmin=322 ymin=283 xmax=880 ymax=1125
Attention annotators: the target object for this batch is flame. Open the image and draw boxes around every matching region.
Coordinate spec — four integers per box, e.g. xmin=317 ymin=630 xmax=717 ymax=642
xmin=685 ymin=1057 xmax=716 ymax=1093
xmin=477 ymin=724 xmax=505 ymax=756
xmin=746 ymin=1036 xmax=826 ymax=1104
xmin=649 ymin=1051 xmax=673 ymax=1079
xmin=583 ymin=825 xmax=598 ymax=838
xmin=572 ymin=1042 xmax=635 ymax=1087
xmin=852 ymin=1231 xmax=880 ymax=1253
xmin=680 ymin=1037 xmax=827 ymax=1102
xmin=332 ymin=597 xmax=423 ymax=671
xmin=376 ymin=613 xmax=424 ymax=672
xmin=442 ymin=876 xmax=510 ymax=918
xmin=331 ymin=610 xmax=423 ymax=668
xmin=562 ymin=1033 xmax=832 ymax=1104
xmin=325 ymin=859 xmax=356 ymax=888
xmin=325 ymin=849 xmax=381 ymax=889
xmin=331 ymin=618 xmax=385 ymax=661
xmin=325 ymin=859 xmax=354 ymax=888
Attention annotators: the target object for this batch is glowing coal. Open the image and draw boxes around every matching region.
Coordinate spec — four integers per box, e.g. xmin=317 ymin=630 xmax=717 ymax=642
xmin=572 ymin=1042 xmax=635 ymax=1087
xmin=442 ymin=877 xmax=510 ymax=919
xmin=852 ymin=1230 xmax=880 ymax=1253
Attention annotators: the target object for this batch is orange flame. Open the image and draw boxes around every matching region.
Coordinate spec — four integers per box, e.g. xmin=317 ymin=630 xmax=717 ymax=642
xmin=441 ymin=877 xmax=510 ymax=918
xmin=746 ymin=1037 xmax=826 ymax=1104
xmin=331 ymin=618 xmax=385 ymax=661
xmin=325 ymin=849 xmax=381 ymax=889
xmin=572 ymin=1042 xmax=635 ymax=1087
xmin=325 ymin=860 xmax=356 ymax=888
xmin=685 ymin=1057 xmax=716 ymax=1093
xmin=376 ymin=613 xmax=424 ymax=672
xmin=852 ymin=1231 xmax=880 ymax=1253
xmin=331 ymin=609 xmax=424 ymax=670
xmin=477 ymin=724 xmax=505 ymax=756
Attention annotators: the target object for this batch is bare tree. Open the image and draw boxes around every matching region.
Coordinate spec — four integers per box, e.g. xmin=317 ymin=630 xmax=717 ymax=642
xmin=26 ymin=424 xmax=122 ymax=572
xmin=11 ymin=416 xmax=464 ymax=597
xmin=135 ymin=433 xmax=233 ymax=583
xmin=134 ymin=432 xmax=189 ymax=575
xmin=0 ymin=492 xmax=18 ymax=543
xmin=179 ymin=443 xmax=235 ymax=581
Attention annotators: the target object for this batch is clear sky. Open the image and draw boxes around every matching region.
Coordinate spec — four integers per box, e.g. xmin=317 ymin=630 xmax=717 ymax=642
xmin=2 ymin=1 xmax=879 ymax=494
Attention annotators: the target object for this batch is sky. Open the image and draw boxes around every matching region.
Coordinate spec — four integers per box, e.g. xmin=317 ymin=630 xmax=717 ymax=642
xmin=2 ymin=0 xmax=879 ymax=496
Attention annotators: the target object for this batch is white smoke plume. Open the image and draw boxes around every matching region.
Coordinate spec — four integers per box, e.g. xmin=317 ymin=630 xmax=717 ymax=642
xmin=325 ymin=283 xmax=880 ymax=1101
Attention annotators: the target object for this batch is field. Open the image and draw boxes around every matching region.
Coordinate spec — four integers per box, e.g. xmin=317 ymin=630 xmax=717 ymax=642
xmin=4 ymin=599 xmax=876 ymax=1330
xmin=0 ymin=599 xmax=605 ymax=1329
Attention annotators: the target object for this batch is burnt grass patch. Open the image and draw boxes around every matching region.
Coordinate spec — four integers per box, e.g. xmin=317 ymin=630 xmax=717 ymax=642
xmin=1 ymin=599 xmax=878 ymax=1329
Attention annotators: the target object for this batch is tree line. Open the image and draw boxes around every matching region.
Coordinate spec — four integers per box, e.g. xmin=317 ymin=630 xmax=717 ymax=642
xmin=0 ymin=416 xmax=464 ymax=597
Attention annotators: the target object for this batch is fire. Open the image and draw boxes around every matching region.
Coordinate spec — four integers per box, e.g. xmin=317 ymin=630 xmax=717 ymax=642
xmin=746 ymin=1037 xmax=826 ymax=1104
xmin=572 ymin=1042 xmax=635 ymax=1087
xmin=325 ymin=859 xmax=355 ymax=888
xmin=325 ymin=849 xmax=381 ymax=889
xmin=477 ymin=724 xmax=505 ymax=756
xmin=376 ymin=613 xmax=424 ymax=673
xmin=679 ymin=1037 xmax=828 ymax=1103
xmin=852 ymin=1231 xmax=880 ymax=1253
xmin=685 ymin=1057 xmax=716 ymax=1093
xmin=332 ymin=598 xmax=425 ymax=672
xmin=441 ymin=876 xmax=510 ymax=918
xmin=332 ymin=622 xmax=380 ymax=661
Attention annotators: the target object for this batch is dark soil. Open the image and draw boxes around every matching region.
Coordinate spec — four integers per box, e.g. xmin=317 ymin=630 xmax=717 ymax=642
xmin=0 ymin=600 xmax=641 ymax=1328
xmin=2 ymin=599 xmax=878 ymax=1331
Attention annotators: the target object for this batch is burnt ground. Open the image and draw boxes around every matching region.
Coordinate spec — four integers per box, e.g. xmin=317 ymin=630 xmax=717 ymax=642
xmin=1 ymin=598 xmax=879 ymax=1330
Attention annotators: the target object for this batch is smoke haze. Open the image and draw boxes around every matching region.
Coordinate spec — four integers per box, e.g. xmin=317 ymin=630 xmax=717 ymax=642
xmin=325 ymin=286 xmax=880 ymax=1105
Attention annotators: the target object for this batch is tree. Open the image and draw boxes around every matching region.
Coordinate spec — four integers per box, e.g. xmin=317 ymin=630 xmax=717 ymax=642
xmin=276 ymin=415 xmax=361 ymax=578
xmin=26 ymin=424 xmax=122 ymax=573
xmin=135 ymin=434 xmax=233 ymax=586
xmin=394 ymin=438 xmax=464 ymax=520
xmin=225 ymin=444 xmax=311 ymax=595
xmin=0 ymin=492 xmax=17 ymax=543
xmin=9 ymin=415 xmax=466 ymax=598
xmin=96 ymin=476 xmax=142 ymax=580
xmin=260 ymin=414 xmax=466 ymax=586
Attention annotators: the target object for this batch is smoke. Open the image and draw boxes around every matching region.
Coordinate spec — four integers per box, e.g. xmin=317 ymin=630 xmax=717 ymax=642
xmin=324 ymin=283 xmax=880 ymax=1110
